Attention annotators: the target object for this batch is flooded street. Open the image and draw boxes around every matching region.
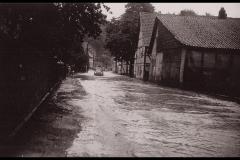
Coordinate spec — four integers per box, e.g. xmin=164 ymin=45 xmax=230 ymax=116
xmin=2 ymin=70 xmax=240 ymax=157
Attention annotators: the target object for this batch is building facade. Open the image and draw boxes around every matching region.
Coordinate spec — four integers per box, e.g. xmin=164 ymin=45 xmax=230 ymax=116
xmin=147 ymin=14 xmax=240 ymax=94
xmin=134 ymin=12 xmax=157 ymax=80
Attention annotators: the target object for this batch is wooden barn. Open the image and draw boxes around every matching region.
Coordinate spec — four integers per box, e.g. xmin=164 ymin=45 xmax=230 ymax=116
xmin=134 ymin=12 xmax=157 ymax=80
xmin=147 ymin=14 xmax=240 ymax=95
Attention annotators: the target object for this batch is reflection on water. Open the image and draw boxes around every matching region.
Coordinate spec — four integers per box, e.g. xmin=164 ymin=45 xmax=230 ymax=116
xmin=67 ymin=71 xmax=240 ymax=157
xmin=1 ymin=70 xmax=239 ymax=157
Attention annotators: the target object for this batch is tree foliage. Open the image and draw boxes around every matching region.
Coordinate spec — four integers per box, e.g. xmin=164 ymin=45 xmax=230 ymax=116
xmin=0 ymin=3 xmax=109 ymax=116
xmin=84 ymin=25 xmax=107 ymax=57
xmin=179 ymin=9 xmax=197 ymax=16
xmin=105 ymin=18 xmax=129 ymax=61
xmin=105 ymin=3 xmax=155 ymax=76
xmin=98 ymin=52 xmax=112 ymax=68
xmin=205 ymin=12 xmax=213 ymax=17
xmin=218 ymin=7 xmax=227 ymax=19
xmin=0 ymin=3 xmax=108 ymax=65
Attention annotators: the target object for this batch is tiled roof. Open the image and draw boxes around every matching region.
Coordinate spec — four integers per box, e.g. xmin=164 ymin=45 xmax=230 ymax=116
xmin=156 ymin=14 xmax=240 ymax=50
xmin=140 ymin=12 xmax=157 ymax=46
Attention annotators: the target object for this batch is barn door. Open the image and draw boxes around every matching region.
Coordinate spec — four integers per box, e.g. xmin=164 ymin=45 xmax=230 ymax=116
xmin=162 ymin=49 xmax=181 ymax=85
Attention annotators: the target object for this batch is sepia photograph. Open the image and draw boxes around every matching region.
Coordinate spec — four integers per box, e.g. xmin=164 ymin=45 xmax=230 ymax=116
xmin=0 ymin=2 xmax=240 ymax=157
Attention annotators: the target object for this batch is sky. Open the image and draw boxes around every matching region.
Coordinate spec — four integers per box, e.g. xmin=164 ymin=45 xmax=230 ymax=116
xmin=103 ymin=3 xmax=240 ymax=20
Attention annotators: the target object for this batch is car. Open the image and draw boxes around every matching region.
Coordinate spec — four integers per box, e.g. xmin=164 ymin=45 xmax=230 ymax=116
xmin=94 ymin=66 xmax=103 ymax=76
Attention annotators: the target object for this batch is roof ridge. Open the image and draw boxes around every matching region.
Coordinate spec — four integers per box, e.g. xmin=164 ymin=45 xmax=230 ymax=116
xmin=155 ymin=14 xmax=240 ymax=50
xmin=156 ymin=17 xmax=189 ymax=47
xmin=140 ymin=12 xmax=159 ymax=16
xmin=139 ymin=12 xmax=158 ymax=47
xmin=157 ymin=13 xmax=240 ymax=21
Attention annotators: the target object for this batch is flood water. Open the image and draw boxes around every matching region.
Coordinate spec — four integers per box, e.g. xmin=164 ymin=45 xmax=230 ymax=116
xmin=67 ymin=71 xmax=240 ymax=157
xmin=2 ymin=70 xmax=240 ymax=157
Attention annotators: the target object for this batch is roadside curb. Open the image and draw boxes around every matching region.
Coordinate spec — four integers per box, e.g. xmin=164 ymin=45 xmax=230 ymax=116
xmin=8 ymin=80 xmax=62 ymax=139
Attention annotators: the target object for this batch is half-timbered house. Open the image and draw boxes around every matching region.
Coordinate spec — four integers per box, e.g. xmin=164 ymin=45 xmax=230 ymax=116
xmin=148 ymin=14 xmax=240 ymax=94
xmin=134 ymin=12 xmax=157 ymax=80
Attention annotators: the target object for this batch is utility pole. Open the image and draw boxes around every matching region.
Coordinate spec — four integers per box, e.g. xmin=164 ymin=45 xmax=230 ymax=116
xmin=93 ymin=51 xmax=95 ymax=69
xmin=143 ymin=47 xmax=146 ymax=81
xmin=86 ymin=42 xmax=89 ymax=71
xmin=86 ymin=42 xmax=89 ymax=55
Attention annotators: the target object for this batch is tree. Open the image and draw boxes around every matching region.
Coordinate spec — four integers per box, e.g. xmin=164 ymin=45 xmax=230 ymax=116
xmin=0 ymin=3 xmax=60 ymax=51
xmin=218 ymin=7 xmax=227 ymax=19
xmin=105 ymin=3 xmax=155 ymax=77
xmin=165 ymin=12 xmax=175 ymax=15
xmin=54 ymin=3 xmax=108 ymax=64
xmin=179 ymin=9 xmax=197 ymax=16
xmin=98 ymin=53 xmax=112 ymax=69
xmin=0 ymin=3 xmax=109 ymax=122
xmin=105 ymin=18 xmax=126 ymax=61
xmin=0 ymin=3 xmax=108 ymax=65
xmin=84 ymin=23 xmax=112 ymax=70
xmin=205 ymin=12 xmax=213 ymax=17
xmin=84 ymin=25 xmax=107 ymax=57
xmin=124 ymin=3 xmax=154 ymax=13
